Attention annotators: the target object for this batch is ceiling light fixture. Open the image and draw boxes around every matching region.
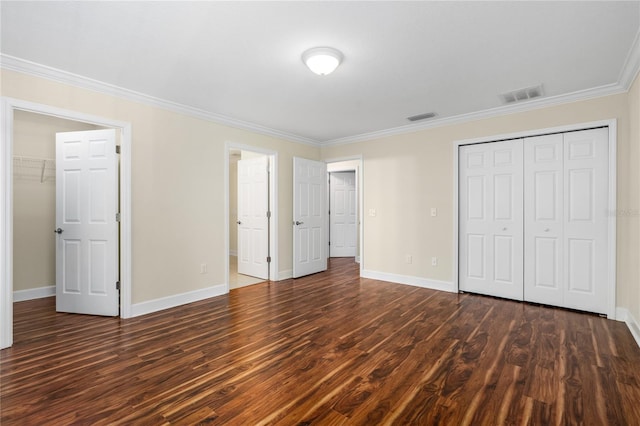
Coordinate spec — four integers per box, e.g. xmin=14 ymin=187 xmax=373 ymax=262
xmin=302 ymin=47 xmax=343 ymax=76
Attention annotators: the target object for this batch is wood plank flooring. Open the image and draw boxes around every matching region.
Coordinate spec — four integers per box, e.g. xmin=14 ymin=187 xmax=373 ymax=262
xmin=2 ymin=257 xmax=640 ymax=425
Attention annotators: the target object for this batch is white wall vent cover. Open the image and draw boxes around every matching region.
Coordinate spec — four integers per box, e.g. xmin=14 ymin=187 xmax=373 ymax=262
xmin=500 ymin=84 xmax=544 ymax=104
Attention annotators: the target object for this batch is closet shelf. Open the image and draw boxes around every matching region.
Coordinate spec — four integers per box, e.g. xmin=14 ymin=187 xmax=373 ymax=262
xmin=13 ymin=155 xmax=56 ymax=183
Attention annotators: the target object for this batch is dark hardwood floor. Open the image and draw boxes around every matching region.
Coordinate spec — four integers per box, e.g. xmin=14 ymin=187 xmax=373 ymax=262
xmin=2 ymin=257 xmax=640 ymax=425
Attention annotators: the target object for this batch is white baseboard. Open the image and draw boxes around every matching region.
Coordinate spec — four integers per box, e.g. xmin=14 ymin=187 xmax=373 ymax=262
xmin=130 ymin=284 xmax=227 ymax=317
xmin=13 ymin=285 xmax=55 ymax=302
xmin=278 ymin=269 xmax=293 ymax=281
xmin=229 ymin=250 xmax=238 ymax=257
xmin=616 ymin=307 xmax=640 ymax=348
xmin=360 ymin=269 xmax=456 ymax=293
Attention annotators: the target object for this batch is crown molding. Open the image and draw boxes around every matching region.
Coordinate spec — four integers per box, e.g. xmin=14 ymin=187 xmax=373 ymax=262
xmin=2 ymin=52 xmax=636 ymax=149
xmin=322 ymin=82 xmax=627 ymax=146
xmin=0 ymin=54 xmax=321 ymax=147
xmin=619 ymin=28 xmax=640 ymax=90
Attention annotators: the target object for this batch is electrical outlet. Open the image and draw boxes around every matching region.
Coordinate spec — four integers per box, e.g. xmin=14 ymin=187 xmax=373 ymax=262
xmin=200 ymin=263 xmax=207 ymax=274
xmin=431 ymin=207 xmax=437 ymax=217
xmin=431 ymin=257 xmax=438 ymax=267
xmin=369 ymin=208 xmax=377 ymax=217
xmin=406 ymin=255 xmax=412 ymax=264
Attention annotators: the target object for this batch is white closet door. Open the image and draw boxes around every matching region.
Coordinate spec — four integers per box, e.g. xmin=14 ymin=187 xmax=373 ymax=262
xmin=524 ymin=128 xmax=609 ymax=313
xmin=56 ymin=129 xmax=119 ymax=316
xmin=562 ymin=128 xmax=609 ymax=314
xmin=524 ymin=134 xmax=564 ymax=305
xmin=459 ymin=140 xmax=524 ymax=301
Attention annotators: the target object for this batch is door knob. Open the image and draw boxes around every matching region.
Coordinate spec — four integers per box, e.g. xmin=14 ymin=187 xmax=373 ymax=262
xmin=54 ymin=228 xmax=64 ymax=234
xmin=502 ymin=227 xmax=507 ymax=231
xmin=295 ymin=221 xmax=304 ymax=225
xmin=544 ymin=228 xmax=550 ymax=232
xmin=237 ymin=221 xmax=241 ymax=225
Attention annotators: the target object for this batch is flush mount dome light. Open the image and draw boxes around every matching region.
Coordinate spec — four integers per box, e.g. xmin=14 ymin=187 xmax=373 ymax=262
xmin=302 ymin=47 xmax=343 ymax=75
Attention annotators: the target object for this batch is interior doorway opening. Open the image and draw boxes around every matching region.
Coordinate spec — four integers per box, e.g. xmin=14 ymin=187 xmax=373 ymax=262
xmin=1 ymin=98 xmax=132 ymax=349
xmin=229 ymin=149 xmax=268 ymax=289
xmin=325 ymin=157 xmax=364 ymax=269
xmin=329 ymin=171 xmax=357 ymax=258
xmin=12 ymin=111 xmax=111 ymax=305
xmin=225 ymin=143 xmax=278 ymax=290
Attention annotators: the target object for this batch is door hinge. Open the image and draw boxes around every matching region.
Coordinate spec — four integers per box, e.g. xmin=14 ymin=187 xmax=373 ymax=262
xmin=116 ymin=281 xmax=120 ymax=290
xmin=328 ymin=241 xmax=331 ymax=246
xmin=266 ymin=211 xmax=271 ymax=219
xmin=267 ymin=256 xmax=271 ymax=263
xmin=116 ymin=212 xmax=121 ymax=222
xmin=116 ymin=145 xmax=121 ymax=154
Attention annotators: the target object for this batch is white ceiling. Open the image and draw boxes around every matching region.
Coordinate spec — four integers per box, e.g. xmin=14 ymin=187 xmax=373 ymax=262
xmin=1 ymin=1 xmax=639 ymax=145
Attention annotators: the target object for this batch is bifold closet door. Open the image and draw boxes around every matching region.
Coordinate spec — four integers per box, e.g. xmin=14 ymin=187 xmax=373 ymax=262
xmin=523 ymin=134 xmax=564 ymax=306
xmin=459 ymin=139 xmax=524 ymax=301
xmin=524 ymin=128 xmax=609 ymax=314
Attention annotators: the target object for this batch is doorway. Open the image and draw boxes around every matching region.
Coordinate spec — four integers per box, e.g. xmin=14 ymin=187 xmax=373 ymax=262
xmin=225 ymin=143 xmax=278 ymax=290
xmin=13 ymin=111 xmax=108 ymax=304
xmin=326 ymin=157 xmax=363 ymax=268
xmin=329 ymin=171 xmax=357 ymax=258
xmin=1 ymin=98 xmax=132 ymax=349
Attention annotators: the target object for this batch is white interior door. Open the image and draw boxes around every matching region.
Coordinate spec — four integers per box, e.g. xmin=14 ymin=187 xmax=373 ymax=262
xmin=237 ymin=156 xmax=269 ymax=280
xmin=329 ymin=171 xmax=357 ymax=257
xmin=562 ymin=128 xmax=609 ymax=314
xmin=459 ymin=139 xmax=524 ymax=300
xmin=293 ymin=157 xmax=327 ymax=278
xmin=524 ymin=133 xmax=564 ymax=306
xmin=56 ymin=129 xmax=118 ymax=316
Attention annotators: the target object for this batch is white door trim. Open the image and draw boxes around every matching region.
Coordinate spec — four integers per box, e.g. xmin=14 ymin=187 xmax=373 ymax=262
xmin=1 ymin=96 xmax=133 ymax=349
xmin=453 ymin=119 xmax=617 ymax=319
xmin=324 ymin=155 xmax=364 ymax=268
xmin=224 ymin=142 xmax=278 ymax=286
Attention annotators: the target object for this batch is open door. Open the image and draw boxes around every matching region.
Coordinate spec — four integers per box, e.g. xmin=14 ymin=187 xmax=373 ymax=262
xmin=293 ymin=157 xmax=327 ymax=278
xmin=237 ymin=156 xmax=269 ymax=280
xmin=55 ymin=129 xmax=119 ymax=316
xmin=329 ymin=171 xmax=357 ymax=257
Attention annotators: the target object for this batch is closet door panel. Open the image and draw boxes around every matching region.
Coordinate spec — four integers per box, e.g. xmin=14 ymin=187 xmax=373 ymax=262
xmin=524 ymin=134 xmax=563 ymax=305
xmin=563 ymin=128 xmax=608 ymax=314
xmin=459 ymin=140 xmax=523 ymax=301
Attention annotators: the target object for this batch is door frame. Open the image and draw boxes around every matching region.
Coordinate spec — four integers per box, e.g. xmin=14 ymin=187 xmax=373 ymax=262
xmin=325 ymin=156 xmax=364 ymax=268
xmin=224 ymin=142 xmax=278 ymax=285
xmin=1 ymin=97 xmax=133 ymax=349
xmin=452 ymin=119 xmax=617 ymax=319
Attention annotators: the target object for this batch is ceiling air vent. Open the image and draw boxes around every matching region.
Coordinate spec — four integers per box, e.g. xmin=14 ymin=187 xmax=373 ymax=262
xmin=500 ymin=84 xmax=544 ymax=104
xmin=407 ymin=112 xmax=437 ymax=122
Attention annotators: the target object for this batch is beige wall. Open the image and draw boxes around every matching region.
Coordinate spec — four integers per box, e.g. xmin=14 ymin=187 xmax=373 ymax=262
xmin=13 ymin=111 xmax=100 ymax=291
xmin=5 ymin=67 xmax=639 ymax=320
xmin=629 ymin=72 xmax=640 ymax=321
xmin=3 ymin=69 xmax=320 ymax=305
xmin=321 ymin=92 xmax=637 ymax=314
